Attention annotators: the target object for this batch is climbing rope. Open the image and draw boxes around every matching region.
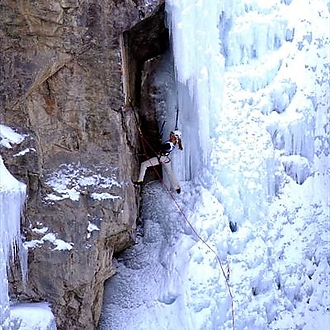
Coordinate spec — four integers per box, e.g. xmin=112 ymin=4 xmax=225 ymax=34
xmin=129 ymin=103 xmax=235 ymax=330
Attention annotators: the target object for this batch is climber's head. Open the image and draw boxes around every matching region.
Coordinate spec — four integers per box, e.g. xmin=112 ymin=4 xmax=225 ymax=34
xmin=169 ymin=130 xmax=183 ymax=150
xmin=170 ymin=130 xmax=182 ymax=142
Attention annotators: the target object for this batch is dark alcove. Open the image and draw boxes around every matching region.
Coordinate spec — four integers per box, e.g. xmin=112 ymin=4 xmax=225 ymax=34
xmin=121 ymin=4 xmax=173 ymax=182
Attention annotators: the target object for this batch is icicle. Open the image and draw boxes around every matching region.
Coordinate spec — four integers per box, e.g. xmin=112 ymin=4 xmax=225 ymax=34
xmin=0 ymin=156 xmax=26 ymax=328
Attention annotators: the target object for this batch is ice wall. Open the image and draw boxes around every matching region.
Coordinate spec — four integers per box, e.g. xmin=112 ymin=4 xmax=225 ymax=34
xmin=166 ymin=0 xmax=225 ymax=180
xmin=166 ymin=0 xmax=273 ymax=225
xmin=166 ymin=0 xmax=329 ymax=226
xmin=0 ymin=156 xmax=26 ymax=328
xmin=164 ymin=0 xmax=329 ymax=328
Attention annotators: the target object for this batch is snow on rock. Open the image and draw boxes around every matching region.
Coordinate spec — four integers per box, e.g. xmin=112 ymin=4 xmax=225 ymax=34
xmin=91 ymin=192 xmax=121 ymax=201
xmin=23 ymin=232 xmax=74 ymax=251
xmin=44 ymin=163 xmax=121 ymax=202
xmin=87 ymin=222 xmax=100 ymax=239
xmin=0 ymin=124 xmax=25 ymax=148
xmin=32 ymin=227 xmax=49 ymax=235
xmin=13 ymin=148 xmax=36 ymax=157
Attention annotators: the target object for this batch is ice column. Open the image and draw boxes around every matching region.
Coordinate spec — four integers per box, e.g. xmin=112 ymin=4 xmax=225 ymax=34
xmin=0 ymin=156 xmax=26 ymax=328
xmin=166 ymin=0 xmax=225 ymax=179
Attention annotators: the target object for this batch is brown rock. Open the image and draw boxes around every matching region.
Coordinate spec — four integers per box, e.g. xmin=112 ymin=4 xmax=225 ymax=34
xmin=1 ymin=0 xmax=168 ymax=329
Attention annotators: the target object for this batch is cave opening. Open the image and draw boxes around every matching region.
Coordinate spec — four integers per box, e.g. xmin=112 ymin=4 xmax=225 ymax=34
xmin=121 ymin=4 xmax=173 ymax=182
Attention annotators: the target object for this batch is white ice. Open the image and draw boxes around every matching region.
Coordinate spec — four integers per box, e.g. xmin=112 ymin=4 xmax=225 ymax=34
xmin=0 ymin=145 xmax=26 ymax=328
xmin=9 ymin=302 xmax=57 ymax=330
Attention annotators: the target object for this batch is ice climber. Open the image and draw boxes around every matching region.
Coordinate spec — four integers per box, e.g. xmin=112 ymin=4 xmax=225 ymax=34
xmin=133 ymin=130 xmax=183 ymax=193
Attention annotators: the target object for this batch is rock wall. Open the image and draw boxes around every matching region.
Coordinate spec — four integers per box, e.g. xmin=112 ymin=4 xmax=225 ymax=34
xmin=0 ymin=0 xmax=166 ymax=329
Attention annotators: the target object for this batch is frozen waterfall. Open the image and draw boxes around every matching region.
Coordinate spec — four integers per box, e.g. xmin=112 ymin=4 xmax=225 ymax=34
xmin=166 ymin=0 xmax=329 ymax=225
xmin=99 ymin=0 xmax=329 ymax=329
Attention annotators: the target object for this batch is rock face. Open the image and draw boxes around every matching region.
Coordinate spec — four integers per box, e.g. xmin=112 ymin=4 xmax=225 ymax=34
xmin=0 ymin=0 xmax=167 ymax=329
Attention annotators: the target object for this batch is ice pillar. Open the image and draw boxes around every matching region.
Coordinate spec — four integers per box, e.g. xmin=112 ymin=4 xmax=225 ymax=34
xmin=0 ymin=156 xmax=26 ymax=328
xmin=166 ymin=0 xmax=225 ymax=180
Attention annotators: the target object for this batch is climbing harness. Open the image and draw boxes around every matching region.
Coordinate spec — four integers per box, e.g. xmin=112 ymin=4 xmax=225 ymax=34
xmin=129 ymin=102 xmax=235 ymax=330
xmin=160 ymin=141 xmax=176 ymax=156
xmin=158 ymin=155 xmax=171 ymax=164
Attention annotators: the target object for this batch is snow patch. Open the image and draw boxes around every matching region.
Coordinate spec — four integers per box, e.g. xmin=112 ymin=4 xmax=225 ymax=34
xmin=0 ymin=124 xmax=26 ymax=148
xmin=87 ymin=222 xmax=100 ymax=239
xmin=91 ymin=192 xmax=121 ymax=201
xmin=13 ymin=148 xmax=36 ymax=157
xmin=44 ymin=163 xmax=121 ymax=202
xmin=24 ymin=232 xmax=73 ymax=251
